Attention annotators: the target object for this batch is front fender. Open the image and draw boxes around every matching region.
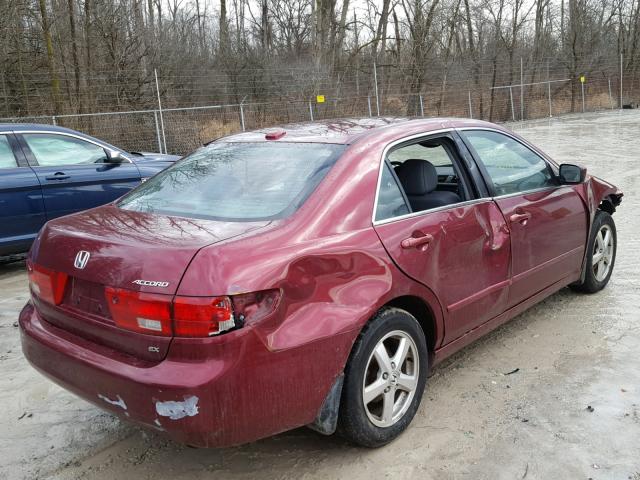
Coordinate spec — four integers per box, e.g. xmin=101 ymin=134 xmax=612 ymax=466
xmin=587 ymin=175 xmax=623 ymax=215
xmin=575 ymin=175 xmax=623 ymax=283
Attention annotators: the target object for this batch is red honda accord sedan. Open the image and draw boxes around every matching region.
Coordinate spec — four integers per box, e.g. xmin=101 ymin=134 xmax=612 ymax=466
xmin=20 ymin=118 xmax=622 ymax=448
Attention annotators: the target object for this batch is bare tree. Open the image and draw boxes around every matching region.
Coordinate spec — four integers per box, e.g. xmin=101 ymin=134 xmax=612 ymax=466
xmin=1 ymin=0 xmax=639 ymax=122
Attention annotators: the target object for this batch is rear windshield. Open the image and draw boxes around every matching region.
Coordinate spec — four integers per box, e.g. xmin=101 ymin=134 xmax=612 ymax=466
xmin=118 ymin=142 xmax=345 ymax=221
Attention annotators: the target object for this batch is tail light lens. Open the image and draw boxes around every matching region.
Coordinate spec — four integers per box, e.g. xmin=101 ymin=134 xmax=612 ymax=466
xmin=173 ymin=296 xmax=235 ymax=337
xmin=105 ymin=287 xmax=172 ymax=336
xmin=28 ymin=263 xmax=68 ymax=305
xmin=105 ymin=288 xmax=280 ymax=338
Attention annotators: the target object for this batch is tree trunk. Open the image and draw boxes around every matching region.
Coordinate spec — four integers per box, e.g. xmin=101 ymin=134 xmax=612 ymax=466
xmin=67 ymin=0 xmax=82 ymax=112
xmin=261 ymin=0 xmax=269 ymax=50
xmin=84 ymin=0 xmax=93 ymax=111
xmin=195 ymin=0 xmax=205 ymax=53
xmin=372 ymin=0 xmax=391 ymax=60
xmin=332 ymin=0 xmax=350 ymax=68
xmin=220 ymin=0 xmax=229 ymax=53
xmin=38 ymin=0 xmax=61 ymax=114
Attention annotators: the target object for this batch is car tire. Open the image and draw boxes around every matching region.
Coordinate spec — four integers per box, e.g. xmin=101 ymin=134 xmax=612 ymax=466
xmin=571 ymin=210 xmax=617 ymax=294
xmin=337 ymin=307 xmax=428 ymax=448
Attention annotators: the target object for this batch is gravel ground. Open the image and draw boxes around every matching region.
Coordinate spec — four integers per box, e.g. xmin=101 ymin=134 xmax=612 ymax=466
xmin=1 ymin=110 xmax=639 ymax=480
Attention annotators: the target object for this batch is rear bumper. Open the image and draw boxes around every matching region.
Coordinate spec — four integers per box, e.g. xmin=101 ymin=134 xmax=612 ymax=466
xmin=19 ymin=302 xmax=350 ymax=447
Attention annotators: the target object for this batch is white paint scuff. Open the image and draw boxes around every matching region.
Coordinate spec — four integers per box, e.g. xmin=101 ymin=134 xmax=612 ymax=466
xmin=155 ymin=396 xmax=199 ymax=420
xmin=97 ymin=394 xmax=127 ymax=411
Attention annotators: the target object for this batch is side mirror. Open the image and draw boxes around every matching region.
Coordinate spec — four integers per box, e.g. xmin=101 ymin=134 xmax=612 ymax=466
xmin=559 ymin=163 xmax=587 ymax=184
xmin=105 ymin=149 xmax=127 ymax=163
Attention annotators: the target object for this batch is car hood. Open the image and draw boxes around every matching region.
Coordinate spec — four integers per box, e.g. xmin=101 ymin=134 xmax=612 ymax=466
xmin=30 ymin=205 xmax=270 ymax=295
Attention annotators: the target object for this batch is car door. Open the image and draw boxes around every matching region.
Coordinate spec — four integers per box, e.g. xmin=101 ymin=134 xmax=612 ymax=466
xmin=18 ymin=131 xmax=142 ymax=220
xmin=373 ymin=133 xmax=512 ymax=344
xmin=460 ymin=129 xmax=588 ymax=307
xmin=0 ymin=132 xmax=46 ymax=255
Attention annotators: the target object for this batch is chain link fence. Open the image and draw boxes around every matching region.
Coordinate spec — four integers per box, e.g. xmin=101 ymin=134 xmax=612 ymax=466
xmin=0 ymin=67 xmax=630 ymax=155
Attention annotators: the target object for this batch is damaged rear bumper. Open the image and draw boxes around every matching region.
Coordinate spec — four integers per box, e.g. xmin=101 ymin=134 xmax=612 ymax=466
xmin=19 ymin=302 xmax=347 ymax=447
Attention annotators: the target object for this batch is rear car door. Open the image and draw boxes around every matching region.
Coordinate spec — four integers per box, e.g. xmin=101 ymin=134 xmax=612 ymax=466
xmin=18 ymin=132 xmax=142 ymax=220
xmin=0 ymin=132 xmax=46 ymax=255
xmin=373 ymin=132 xmax=512 ymax=345
xmin=460 ymin=129 xmax=588 ymax=307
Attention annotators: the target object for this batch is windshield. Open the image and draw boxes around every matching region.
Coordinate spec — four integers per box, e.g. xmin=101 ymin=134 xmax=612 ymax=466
xmin=118 ymin=142 xmax=345 ymax=221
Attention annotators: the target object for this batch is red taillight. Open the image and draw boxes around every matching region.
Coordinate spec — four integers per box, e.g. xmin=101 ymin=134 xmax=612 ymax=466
xmin=105 ymin=287 xmax=172 ymax=336
xmin=104 ymin=287 xmax=280 ymax=338
xmin=173 ymin=296 xmax=235 ymax=337
xmin=28 ymin=263 xmax=68 ymax=305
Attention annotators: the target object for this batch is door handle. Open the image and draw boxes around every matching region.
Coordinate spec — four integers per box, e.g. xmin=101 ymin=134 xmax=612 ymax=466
xmin=45 ymin=172 xmax=70 ymax=181
xmin=510 ymin=212 xmax=532 ymax=225
xmin=401 ymin=233 xmax=433 ymax=250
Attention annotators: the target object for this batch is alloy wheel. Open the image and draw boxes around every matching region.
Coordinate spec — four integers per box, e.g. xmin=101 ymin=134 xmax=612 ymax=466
xmin=362 ymin=330 xmax=419 ymax=428
xmin=592 ymin=224 xmax=614 ymax=282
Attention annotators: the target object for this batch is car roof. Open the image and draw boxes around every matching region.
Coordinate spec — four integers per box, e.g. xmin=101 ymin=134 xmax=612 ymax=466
xmin=0 ymin=123 xmax=130 ymax=154
xmin=0 ymin=123 xmax=86 ymax=135
xmin=0 ymin=117 xmax=509 ymax=148
xmin=217 ymin=117 xmax=505 ymax=145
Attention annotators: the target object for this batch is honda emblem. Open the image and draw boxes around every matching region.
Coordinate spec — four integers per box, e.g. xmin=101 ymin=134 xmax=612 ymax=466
xmin=74 ymin=250 xmax=90 ymax=269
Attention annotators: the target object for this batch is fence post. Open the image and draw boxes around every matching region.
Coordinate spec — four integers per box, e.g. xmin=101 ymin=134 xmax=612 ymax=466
xmin=239 ymin=103 xmax=246 ymax=131
xmin=153 ymin=111 xmax=162 ymax=152
xmin=509 ymin=87 xmax=515 ymax=121
xmin=520 ymin=57 xmax=524 ymax=121
xmin=581 ymin=79 xmax=585 ymax=113
xmin=373 ymin=61 xmax=380 ymax=116
xmin=608 ymin=78 xmax=614 ymax=109
xmin=1 ymin=73 xmax=8 ymax=115
xmin=468 ymin=91 xmax=473 ymax=119
xmin=154 ymin=69 xmax=167 ymax=154
xmin=620 ymin=53 xmax=623 ymax=108
xmin=51 ymin=115 xmax=57 ymax=126
xmin=419 ymin=95 xmax=425 ymax=117
xmin=367 ymin=96 xmax=372 ymax=117
xmin=547 ymin=60 xmax=552 ymax=118
xmin=308 ymin=101 xmax=314 ymax=121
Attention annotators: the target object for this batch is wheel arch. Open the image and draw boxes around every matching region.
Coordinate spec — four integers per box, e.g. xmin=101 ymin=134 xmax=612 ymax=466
xmin=308 ymin=293 xmax=439 ymax=436
xmin=384 ymin=295 xmax=438 ymax=353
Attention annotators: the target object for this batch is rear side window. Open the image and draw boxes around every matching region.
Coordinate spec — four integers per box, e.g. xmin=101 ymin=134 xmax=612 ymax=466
xmin=375 ymin=163 xmax=410 ymax=221
xmin=0 ymin=135 xmax=17 ymax=169
xmin=23 ymin=133 xmax=108 ymax=166
xmin=462 ymin=130 xmax=556 ymax=196
xmin=119 ymin=142 xmax=345 ymax=221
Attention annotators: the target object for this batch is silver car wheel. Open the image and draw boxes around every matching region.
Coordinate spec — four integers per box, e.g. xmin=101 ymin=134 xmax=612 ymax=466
xmin=592 ymin=224 xmax=614 ymax=282
xmin=362 ymin=330 xmax=419 ymax=428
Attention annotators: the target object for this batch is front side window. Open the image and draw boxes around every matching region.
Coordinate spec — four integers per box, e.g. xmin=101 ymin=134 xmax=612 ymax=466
xmin=119 ymin=142 xmax=345 ymax=221
xmin=375 ymin=162 xmax=410 ymax=221
xmin=462 ymin=130 xmax=556 ymax=196
xmin=23 ymin=133 xmax=108 ymax=166
xmin=0 ymin=135 xmax=17 ymax=169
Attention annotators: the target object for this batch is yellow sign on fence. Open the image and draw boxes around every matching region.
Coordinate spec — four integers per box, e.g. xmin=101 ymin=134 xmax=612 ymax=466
xmin=316 ymin=95 xmax=325 ymax=103
xmin=580 ymin=76 xmax=586 ymax=83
